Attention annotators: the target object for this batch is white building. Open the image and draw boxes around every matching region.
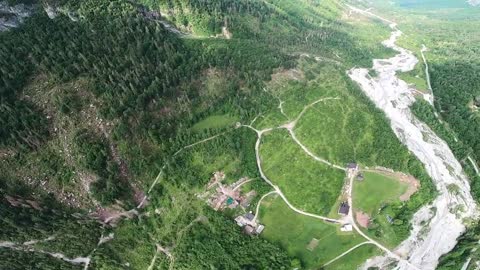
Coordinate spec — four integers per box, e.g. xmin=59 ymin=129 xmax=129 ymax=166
xmin=340 ymin=224 xmax=353 ymax=232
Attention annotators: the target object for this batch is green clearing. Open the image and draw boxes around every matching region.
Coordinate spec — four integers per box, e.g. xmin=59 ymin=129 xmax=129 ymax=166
xmin=291 ymin=62 xmax=418 ymax=170
xmin=259 ymin=196 xmax=370 ymax=269
xmin=260 ymin=60 xmax=434 ymax=249
xmin=398 ymin=64 xmax=429 ymax=92
xmin=353 ymin=172 xmax=411 ymax=248
xmin=324 ymin=244 xmax=380 ymax=270
xmin=353 ymin=171 xmax=408 ymax=215
xmin=191 ymin=114 xmax=237 ymax=132
xmin=191 ymin=152 xmax=241 ymax=183
xmin=260 ymin=129 xmax=346 ymax=215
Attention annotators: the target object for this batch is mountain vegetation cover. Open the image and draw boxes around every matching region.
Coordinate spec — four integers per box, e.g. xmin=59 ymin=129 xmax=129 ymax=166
xmin=2 ymin=0 xmax=477 ymax=269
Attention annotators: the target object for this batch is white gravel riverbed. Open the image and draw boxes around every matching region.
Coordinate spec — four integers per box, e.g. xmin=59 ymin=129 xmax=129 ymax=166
xmin=347 ymin=14 xmax=478 ymax=270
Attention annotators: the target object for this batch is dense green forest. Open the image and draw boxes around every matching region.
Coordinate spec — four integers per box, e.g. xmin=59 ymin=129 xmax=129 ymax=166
xmin=425 ymin=60 xmax=480 ymax=270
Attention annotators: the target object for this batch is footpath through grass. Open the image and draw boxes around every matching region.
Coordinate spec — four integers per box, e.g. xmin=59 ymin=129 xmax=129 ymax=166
xmin=259 ymin=196 xmax=372 ymax=269
xmin=260 ymin=129 xmax=345 ymax=215
xmin=324 ymin=244 xmax=379 ymax=270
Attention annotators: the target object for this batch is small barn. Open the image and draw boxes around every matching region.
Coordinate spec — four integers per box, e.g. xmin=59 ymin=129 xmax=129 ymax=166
xmin=347 ymin=163 xmax=358 ymax=170
xmin=338 ymin=202 xmax=350 ymax=215
xmin=386 ymin=215 xmax=394 ymax=224
xmin=244 ymin=225 xmax=255 ymax=235
xmin=255 ymin=224 xmax=265 ymax=234
xmin=244 ymin=212 xmax=255 ymax=221
xmin=340 ymin=224 xmax=353 ymax=232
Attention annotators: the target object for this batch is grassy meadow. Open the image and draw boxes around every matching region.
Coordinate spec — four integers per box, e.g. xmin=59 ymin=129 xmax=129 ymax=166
xmin=191 ymin=114 xmax=237 ymax=132
xmin=260 ymin=129 xmax=346 ymax=215
xmin=324 ymin=244 xmax=379 ymax=270
xmin=259 ymin=196 xmax=375 ymax=269
xmin=353 ymin=171 xmax=408 ymax=215
xmin=252 ymin=57 xmax=434 ymax=252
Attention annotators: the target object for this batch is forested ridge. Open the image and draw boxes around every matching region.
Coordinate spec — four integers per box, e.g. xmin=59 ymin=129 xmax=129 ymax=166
xmin=0 ymin=0 xmax=434 ymax=268
xmin=428 ymin=59 xmax=480 ymax=270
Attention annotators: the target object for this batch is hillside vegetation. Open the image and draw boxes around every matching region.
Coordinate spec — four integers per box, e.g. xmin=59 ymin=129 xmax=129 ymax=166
xmin=0 ymin=0 xmax=435 ymax=269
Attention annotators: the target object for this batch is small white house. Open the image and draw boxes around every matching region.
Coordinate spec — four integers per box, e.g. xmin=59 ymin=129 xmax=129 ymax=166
xmin=341 ymin=224 xmax=353 ymax=232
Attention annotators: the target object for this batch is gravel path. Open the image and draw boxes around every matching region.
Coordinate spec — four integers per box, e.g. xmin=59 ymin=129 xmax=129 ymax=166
xmin=248 ymin=125 xmax=342 ymax=224
xmin=253 ymin=191 xmax=277 ymax=222
xmin=322 ymin=241 xmax=372 ymax=267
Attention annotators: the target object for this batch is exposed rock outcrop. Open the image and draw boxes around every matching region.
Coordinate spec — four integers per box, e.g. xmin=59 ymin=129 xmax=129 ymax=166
xmin=0 ymin=1 xmax=79 ymax=32
xmin=0 ymin=1 xmax=35 ymax=31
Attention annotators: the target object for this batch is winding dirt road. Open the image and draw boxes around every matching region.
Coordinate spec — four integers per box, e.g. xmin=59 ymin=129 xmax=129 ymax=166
xmin=253 ymin=191 xmax=277 ymax=222
xmin=244 ymin=123 xmax=342 ymax=224
xmin=242 ymin=95 xmax=424 ymax=267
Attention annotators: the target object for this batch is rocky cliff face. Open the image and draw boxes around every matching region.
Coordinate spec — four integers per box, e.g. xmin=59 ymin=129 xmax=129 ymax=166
xmin=0 ymin=1 xmax=35 ymax=31
xmin=0 ymin=1 xmax=80 ymax=32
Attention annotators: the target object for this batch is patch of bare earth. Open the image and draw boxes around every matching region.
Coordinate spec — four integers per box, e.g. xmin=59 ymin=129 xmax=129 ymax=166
xmin=92 ymin=205 xmax=138 ymax=226
xmin=397 ymin=173 xmax=420 ymax=201
xmin=0 ymin=148 xmax=16 ymax=159
xmin=341 ymin=8 xmax=373 ymax=24
xmin=5 ymin=195 xmax=43 ymax=210
xmin=269 ymin=68 xmax=305 ymax=86
xmin=355 ymin=211 xmax=370 ymax=228
xmin=133 ymin=187 xmax=146 ymax=208
xmin=306 ymin=238 xmax=319 ymax=251
xmin=468 ymin=100 xmax=479 ymax=113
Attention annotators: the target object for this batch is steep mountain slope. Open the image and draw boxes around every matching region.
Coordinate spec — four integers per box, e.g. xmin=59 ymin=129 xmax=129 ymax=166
xmin=0 ymin=0 xmax=440 ymax=269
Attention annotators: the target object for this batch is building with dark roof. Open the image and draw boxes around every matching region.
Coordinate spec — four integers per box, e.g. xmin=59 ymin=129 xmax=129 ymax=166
xmin=244 ymin=225 xmax=255 ymax=235
xmin=244 ymin=212 xmax=255 ymax=221
xmin=347 ymin=163 xmax=358 ymax=169
xmin=338 ymin=202 xmax=350 ymax=215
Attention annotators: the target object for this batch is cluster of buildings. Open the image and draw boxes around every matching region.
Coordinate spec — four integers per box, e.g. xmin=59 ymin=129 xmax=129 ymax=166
xmin=203 ymin=172 xmax=265 ymax=235
xmin=347 ymin=162 xmax=365 ymax=181
xmin=205 ymin=172 xmax=256 ymax=211
xmin=235 ymin=212 xmax=265 ymax=235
